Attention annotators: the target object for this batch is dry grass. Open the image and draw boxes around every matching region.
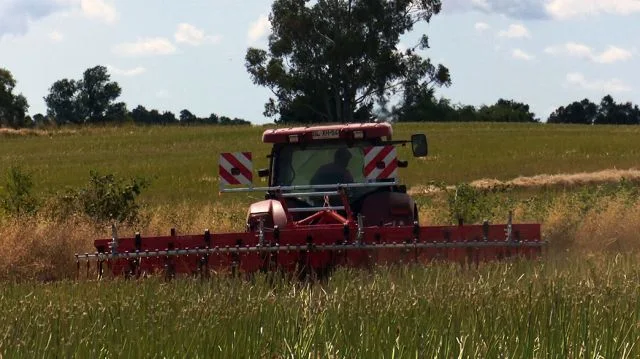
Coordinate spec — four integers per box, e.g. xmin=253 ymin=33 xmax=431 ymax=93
xmin=2 ymin=190 xmax=639 ymax=281
xmin=409 ymin=168 xmax=640 ymax=195
xmin=0 ymin=201 xmax=250 ymax=281
xmin=573 ymin=197 xmax=640 ymax=254
xmin=0 ymin=127 xmax=80 ymax=137
xmin=0 ymin=217 xmax=94 ymax=281
xmin=471 ymin=168 xmax=640 ymax=190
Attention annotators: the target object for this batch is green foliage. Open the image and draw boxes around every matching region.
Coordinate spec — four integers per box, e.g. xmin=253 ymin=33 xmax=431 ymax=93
xmin=446 ymin=182 xmax=497 ymax=224
xmin=79 ymin=171 xmax=149 ymax=226
xmin=50 ymin=171 xmax=150 ymax=226
xmin=566 ymin=179 xmax=640 ymax=215
xmin=549 ymin=94 xmax=640 ymax=125
xmin=129 ymin=105 xmax=250 ymax=126
xmin=79 ymin=65 xmax=122 ymax=121
xmin=0 ymin=165 xmax=38 ymax=217
xmin=0 ymin=68 xmax=30 ymax=129
xmin=44 ymin=65 xmax=123 ymax=124
xmin=395 ymin=96 xmax=539 ymax=123
xmin=245 ymin=0 xmax=450 ymax=123
xmin=477 ymin=98 xmax=539 ymax=123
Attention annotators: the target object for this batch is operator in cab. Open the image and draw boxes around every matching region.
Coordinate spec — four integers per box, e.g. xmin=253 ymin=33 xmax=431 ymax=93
xmin=310 ymin=147 xmax=354 ymax=185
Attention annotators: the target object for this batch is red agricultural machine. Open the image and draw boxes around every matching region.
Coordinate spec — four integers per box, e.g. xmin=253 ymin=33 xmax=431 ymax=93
xmin=75 ymin=122 xmax=545 ymax=279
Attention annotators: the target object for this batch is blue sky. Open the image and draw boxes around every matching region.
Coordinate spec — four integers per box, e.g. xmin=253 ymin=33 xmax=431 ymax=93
xmin=0 ymin=0 xmax=638 ymax=124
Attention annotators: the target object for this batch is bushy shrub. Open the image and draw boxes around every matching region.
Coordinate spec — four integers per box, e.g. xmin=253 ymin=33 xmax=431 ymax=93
xmin=446 ymin=183 xmax=495 ymax=224
xmin=0 ymin=166 xmax=38 ymax=218
xmin=48 ymin=170 xmax=150 ymax=227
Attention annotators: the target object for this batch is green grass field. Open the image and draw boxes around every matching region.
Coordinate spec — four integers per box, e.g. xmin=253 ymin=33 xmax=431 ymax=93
xmin=2 ymin=122 xmax=640 ymax=358
xmin=2 ymin=122 xmax=639 ymax=206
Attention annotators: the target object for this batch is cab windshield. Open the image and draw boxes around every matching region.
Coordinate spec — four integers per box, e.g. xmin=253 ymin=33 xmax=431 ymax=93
xmin=272 ymin=141 xmax=393 ymax=206
xmin=273 ymin=142 xmax=367 ymax=187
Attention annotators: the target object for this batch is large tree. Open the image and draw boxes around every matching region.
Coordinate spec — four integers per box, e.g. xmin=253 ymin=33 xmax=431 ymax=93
xmin=45 ymin=65 xmax=122 ymax=124
xmin=78 ymin=65 xmax=122 ymax=122
xmin=44 ymin=79 xmax=82 ymax=124
xmin=477 ymin=99 xmax=539 ymax=123
xmin=245 ymin=0 xmax=451 ymax=124
xmin=547 ymin=99 xmax=598 ymax=124
xmin=0 ymin=68 xmax=29 ymax=128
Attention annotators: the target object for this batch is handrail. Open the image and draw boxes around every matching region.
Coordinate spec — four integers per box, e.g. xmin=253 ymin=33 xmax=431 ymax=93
xmin=280 ymin=191 xmax=339 ymax=198
xmin=219 ymin=181 xmax=397 ymax=193
xmin=288 ymin=206 xmax=345 ymax=213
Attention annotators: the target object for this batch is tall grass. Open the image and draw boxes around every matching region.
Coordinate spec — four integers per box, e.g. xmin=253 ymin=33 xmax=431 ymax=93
xmin=2 ymin=256 xmax=640 ymax=358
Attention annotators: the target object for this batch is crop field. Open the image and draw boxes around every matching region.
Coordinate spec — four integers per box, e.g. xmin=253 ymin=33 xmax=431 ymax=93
xmin=2 ymin=122 xmax=640 ymax=206
xmin=2 ymin=122 xmax=640 ymax=358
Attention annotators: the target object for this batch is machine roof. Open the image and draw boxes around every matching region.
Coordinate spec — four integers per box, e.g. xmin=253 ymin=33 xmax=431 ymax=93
xmin=262 ymin=122 xmax=393 ymax=143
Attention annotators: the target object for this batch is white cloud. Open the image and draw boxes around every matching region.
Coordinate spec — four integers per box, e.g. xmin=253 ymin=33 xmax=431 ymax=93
xmin=475 ymin=22 xmax=490 ymax=32
xmin=79 ymin=0 xmax=117 ymax=23
xmin=546 ymin=0 xmax=640 ymax=19
xmin=498 ymin=24 xmax=531 ymax=38
xmin=174 ymin=23 xmax=222 ymax=46
xmin=107 ymin=65 xmax=147 ymax=77
xmin=545 ymin=42 xmax=592 ymax=58
xmin=48 ymin=30 xmax=64 ymax=42
xmin=545 ymin=42 xmax=633 ymax=64
xmin=566 ymin=72 xmax=632 ymax=93
xmin=442 ymin=0 xmax=548 ymax=19
xmin=248 ymin=14 xmax=271 ymax=44
xmin=512 ymin=48 xmax=534 ymax=61
xmin=445 ymin=0 xmax=640 ymax=20
xmin=594 ymin=46 xmax=633 ymax=64
xmin=112 ymin=37 xmax=177 ymax=56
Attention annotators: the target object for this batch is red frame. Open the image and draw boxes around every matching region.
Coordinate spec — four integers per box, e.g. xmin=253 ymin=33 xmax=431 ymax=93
xmin=89 ymin=187 xmax=544 ymax=278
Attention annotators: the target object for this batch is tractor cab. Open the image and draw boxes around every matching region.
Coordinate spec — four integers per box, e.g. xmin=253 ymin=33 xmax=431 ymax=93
xmin=262 ymin=123 xmax=424 ymax=210
xmin=218 ymin=122 xmax=428 ymax=228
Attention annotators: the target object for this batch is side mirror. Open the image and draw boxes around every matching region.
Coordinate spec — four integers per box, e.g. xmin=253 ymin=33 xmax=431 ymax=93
xmin=258 ymin=168 xmax=270 ymax=177
xmin=411 ymin=134 xmax=428 ymax=157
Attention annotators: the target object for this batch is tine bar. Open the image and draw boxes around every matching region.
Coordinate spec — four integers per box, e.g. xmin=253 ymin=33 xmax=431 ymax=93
xmin=75 ymin=240 xmax=547 ymax=261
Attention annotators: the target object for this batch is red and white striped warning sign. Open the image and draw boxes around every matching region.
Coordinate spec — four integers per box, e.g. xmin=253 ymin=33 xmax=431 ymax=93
xmin=363 ymin=146 xmax=398 ymax=180
xmin=219 ymin=152 xmax=253 ymax=186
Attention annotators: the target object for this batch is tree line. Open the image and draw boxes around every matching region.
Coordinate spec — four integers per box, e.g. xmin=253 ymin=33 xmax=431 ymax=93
xmin=2 ymin=63 xmax=638 ymax=128
xmin=391 ymin=93 xmax=640 ymax=125
xmin=0 ymin=65 xmax=250 ymax=129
